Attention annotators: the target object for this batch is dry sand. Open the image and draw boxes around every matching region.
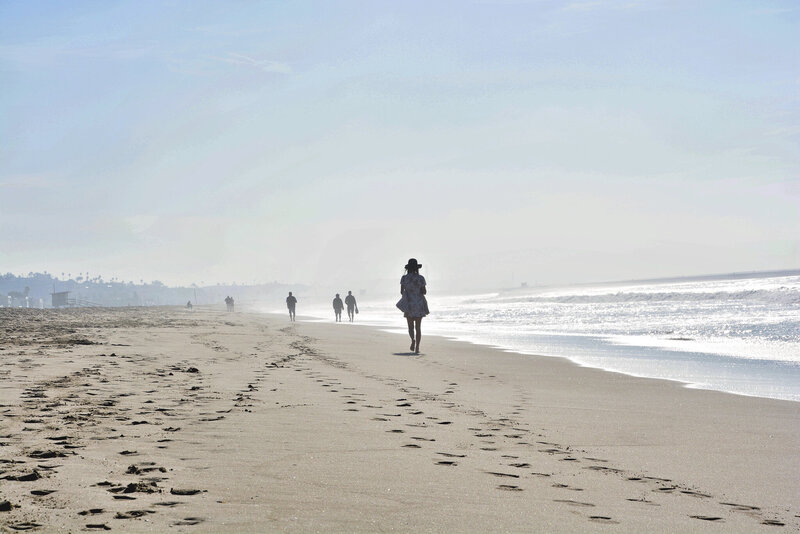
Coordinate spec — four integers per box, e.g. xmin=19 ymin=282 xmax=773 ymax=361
xmin=0 ymin=307 xmax=798 ymax=533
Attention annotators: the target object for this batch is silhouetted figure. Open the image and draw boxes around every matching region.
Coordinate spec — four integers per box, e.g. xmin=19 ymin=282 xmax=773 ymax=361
xmin=345 ymin=291 xmax=358 ymax=322
xmin=186 ymin=300 xmax=193 ymax=310
xmin=286 ymin=292 xmax=297 ymax=322
xmin=224 ymin=296 xmax=234 ymax=312
xmin=397 ymin=258 xmax=428 ymax=354
xmin=332 ymin=293 xmax=344 ymax=322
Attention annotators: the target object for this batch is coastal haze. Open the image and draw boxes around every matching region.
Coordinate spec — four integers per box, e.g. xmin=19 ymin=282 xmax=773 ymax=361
xmin=1 ymin=1 xmax=798 ymax=291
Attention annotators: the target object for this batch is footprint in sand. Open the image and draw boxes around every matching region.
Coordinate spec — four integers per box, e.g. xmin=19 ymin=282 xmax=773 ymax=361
xmin=681 ymin=490 xmax=712 ymax=498
xmin=585 ymin=465 xmax=623 ymax=474
xmin=719 ymin=502 xmax=761 ymax=513
xmin=115 ymin=510 xmax=155 ymax=519
xmin=173 ymin=517 xmax=204 ymax=526
xmin=170 ymin=488 xmax=204 ymax=495
xmin=8 ymin=522 xmax=42 ymax=530
xmin=78 ymin=509 xmax=105 ymax=516
xmin=28 ymin=450 xmax=67 ymax=459
xmin=589 ymin=516 xmax=620 ymax=524
xmin=498 ymin=485 xmax=523 ymax=491
xmin=486 ymin=471 xmax=519 ymax=479
xmin=689 ymin=515 xmax=723 ymax=522
xmin=553 ymin=499 xmax=595 ymax=508
xmin=436 ymin=461 xmax=458 ymax=466
xmin=552 ymin=483 xmax=583 ymax=492
xmin=626 ymin=496 xmax=659 ymax=505
xmin=5 ymin=470 xmax=42 ymax=482
xmin=108 ymin=481 xmax=159 ymax=494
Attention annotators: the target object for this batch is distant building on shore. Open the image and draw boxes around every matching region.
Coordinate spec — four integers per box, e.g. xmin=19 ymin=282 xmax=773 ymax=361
xmin=51 ymin=291 xmax=70 ymax=308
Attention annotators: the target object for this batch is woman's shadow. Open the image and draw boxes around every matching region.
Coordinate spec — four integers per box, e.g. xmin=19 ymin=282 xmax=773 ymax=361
xmin=392 ymin=352 xmax=422 ymax=357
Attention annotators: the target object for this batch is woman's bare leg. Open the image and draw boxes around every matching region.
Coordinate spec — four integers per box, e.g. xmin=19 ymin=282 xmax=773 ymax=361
xmin=407 ymin=317 xmax=415 ymax=350
xmin=414 ymin=318 xmax=422 ymax=353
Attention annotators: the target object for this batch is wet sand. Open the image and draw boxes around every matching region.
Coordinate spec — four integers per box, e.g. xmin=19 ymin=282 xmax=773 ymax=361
xmin=0 ymin=307 xmax=798 ymax=532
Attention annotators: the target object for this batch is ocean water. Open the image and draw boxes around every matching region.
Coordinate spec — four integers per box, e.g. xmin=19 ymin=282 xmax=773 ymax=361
xmin=277 ymin=270 xmax=800 ymax=402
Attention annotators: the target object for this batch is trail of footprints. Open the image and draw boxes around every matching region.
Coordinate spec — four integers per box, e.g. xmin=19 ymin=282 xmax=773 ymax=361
xmin=1 ymin=318 xmax=295 ymax=531
xmin=1 ymin=357 xmax=221 ymax=530
xmin=264 ymin=333 xmax=793 ymax=530
xmin=3 ymin=318 xmax=792 ymax=531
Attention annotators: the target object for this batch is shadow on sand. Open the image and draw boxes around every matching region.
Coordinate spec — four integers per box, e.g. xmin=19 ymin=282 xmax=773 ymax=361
xmin=393 ymin=352 xmax=422 ymax=357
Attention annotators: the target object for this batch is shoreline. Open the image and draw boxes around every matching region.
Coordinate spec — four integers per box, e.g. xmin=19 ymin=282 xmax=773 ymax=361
xmin=1 ymin=307 xmax=798 ymax=532
xmin=279 ymin=308 xmax=800 ymax=404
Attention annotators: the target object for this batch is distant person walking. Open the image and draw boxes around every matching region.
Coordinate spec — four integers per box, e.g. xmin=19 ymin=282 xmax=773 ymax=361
xmin=345 ymin=291 xmax=358 ymax=322
xmin=224 ymin=296 xmax=234 ymax=312
xmin=286 ymin=292 xmax=297 ymax=322
xmin=332 ymin=293 xmax=345 ymax=322
xmin=397 ymin=258 xmax=429 ymax=354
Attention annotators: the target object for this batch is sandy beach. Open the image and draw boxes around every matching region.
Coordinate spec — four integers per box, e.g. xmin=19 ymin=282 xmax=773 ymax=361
xmin=1 ymin=307 xmax=798 ymax=533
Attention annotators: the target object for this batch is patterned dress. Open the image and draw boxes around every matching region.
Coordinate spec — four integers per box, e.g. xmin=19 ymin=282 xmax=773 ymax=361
xmin=400 ymin=273 xmax=429 ymax=318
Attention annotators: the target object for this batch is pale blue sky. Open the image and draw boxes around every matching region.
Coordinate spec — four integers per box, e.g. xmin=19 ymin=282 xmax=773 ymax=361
xmin=1 ymin=0 xmax=798 ymax=290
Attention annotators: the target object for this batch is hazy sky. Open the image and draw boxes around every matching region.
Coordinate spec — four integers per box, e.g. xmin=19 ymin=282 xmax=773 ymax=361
xmin=1 ymin=0 xmax=798 ymax=291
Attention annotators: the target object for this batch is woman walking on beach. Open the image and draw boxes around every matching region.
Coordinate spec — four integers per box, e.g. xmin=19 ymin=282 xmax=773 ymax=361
xmin=398 ymin=258 xmax=429 ymax=354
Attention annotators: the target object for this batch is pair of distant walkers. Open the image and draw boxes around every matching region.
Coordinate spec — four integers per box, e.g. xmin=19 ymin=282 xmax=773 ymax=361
xmin=332 ymin=291 xmax=358 ymax=322
xmin=224 ymin=295 xmax=235 ymax=312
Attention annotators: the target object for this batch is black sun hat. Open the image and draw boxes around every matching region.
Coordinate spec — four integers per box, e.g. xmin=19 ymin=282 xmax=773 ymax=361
xmin=405 ymin=258 xmax=422 ymax=270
